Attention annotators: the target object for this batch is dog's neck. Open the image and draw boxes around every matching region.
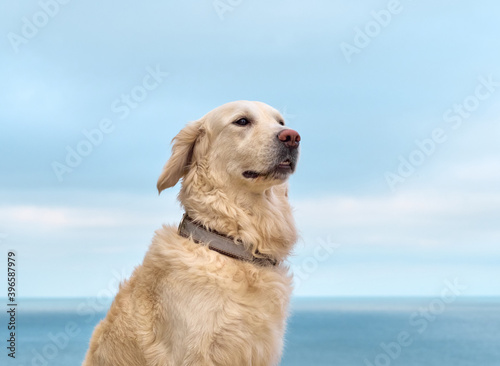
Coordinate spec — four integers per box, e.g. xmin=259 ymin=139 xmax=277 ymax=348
xmin=179 ymin=171 xmax=297 ymax=262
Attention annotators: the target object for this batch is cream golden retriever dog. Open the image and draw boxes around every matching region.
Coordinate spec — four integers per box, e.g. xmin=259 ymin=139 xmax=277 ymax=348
xmin=83 ymin=101 xmax=301 ymax=366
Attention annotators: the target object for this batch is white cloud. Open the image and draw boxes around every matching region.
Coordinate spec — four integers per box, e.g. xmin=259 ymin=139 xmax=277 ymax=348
xmin=0 ymin=191 xmax=183 ymax=231
xmin=294 ymin=186 xmax=500 ymax=249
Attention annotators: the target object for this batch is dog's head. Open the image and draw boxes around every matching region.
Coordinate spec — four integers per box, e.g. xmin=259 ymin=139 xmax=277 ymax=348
xmin=157 ymin=101 xmax=300 ymax=194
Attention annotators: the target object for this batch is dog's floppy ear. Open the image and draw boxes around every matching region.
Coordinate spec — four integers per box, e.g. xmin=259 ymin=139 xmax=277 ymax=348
xmin=157 ymin=120 xmax=204 ymax=193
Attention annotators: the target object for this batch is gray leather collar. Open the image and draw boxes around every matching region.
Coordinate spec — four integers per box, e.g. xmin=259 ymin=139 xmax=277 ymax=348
xmin=178 ymin=214 xmax=277 ymax=267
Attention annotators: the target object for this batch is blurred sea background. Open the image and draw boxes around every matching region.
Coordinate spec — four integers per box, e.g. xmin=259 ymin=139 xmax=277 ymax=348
xmin=3 ymin=297 xmax=499 ymax=366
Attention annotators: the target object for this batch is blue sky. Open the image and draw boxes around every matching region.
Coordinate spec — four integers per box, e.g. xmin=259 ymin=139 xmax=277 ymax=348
xmin=1 ymin=0 xmax=499 ymax=297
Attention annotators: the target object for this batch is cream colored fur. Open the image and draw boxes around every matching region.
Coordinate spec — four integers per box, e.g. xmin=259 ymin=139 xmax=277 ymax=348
xmin=83 ymin=101 xmax=299 ymax=366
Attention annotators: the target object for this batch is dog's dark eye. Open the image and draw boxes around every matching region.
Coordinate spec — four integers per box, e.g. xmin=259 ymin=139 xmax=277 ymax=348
xmin=278 ymin=120 xmax=285 ymax=126
xmin=233 ymin=118 xmax=250 ymax=126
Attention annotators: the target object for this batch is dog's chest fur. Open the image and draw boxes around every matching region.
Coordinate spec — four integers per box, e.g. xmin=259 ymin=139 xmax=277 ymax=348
xmin=133 ymin=226 xmax=293 ymax=366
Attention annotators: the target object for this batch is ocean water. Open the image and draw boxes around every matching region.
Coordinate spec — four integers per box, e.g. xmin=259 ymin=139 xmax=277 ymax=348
xmin=2 ymin=297 xmax=499 ymax=366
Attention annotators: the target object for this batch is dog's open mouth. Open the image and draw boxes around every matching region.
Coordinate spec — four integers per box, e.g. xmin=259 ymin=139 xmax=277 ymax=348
xmin=276 ymin=159 xmax=292 ymax=172
xmin=243 ymin=159 xmax=294 ymax=180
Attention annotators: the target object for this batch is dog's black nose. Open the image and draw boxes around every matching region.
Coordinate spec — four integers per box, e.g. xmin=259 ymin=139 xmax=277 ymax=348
xmin=277 ymin=129 xmax=301 ymax=149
